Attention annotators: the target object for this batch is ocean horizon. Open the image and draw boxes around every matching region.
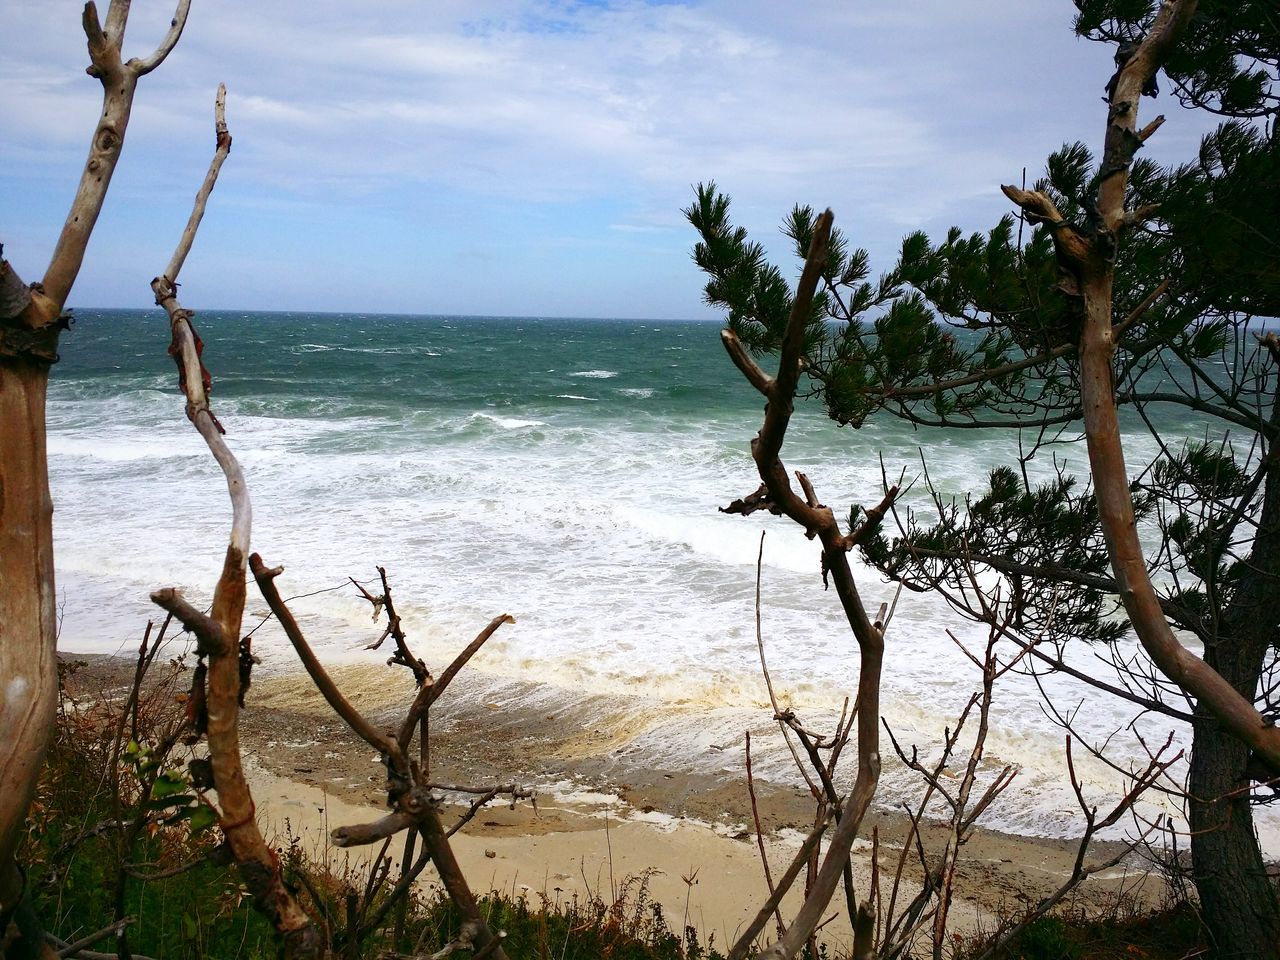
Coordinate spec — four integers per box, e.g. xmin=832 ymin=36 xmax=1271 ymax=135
xmin=45 ymin=307 xmax=1277 ymax=852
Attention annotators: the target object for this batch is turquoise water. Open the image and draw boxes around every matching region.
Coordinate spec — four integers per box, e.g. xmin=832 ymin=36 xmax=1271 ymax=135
xmin=45 ymin=308 xmax=1262 ymax=845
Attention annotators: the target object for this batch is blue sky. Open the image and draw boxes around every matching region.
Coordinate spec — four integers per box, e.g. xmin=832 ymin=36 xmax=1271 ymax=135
xmin=1 ymin=1 xmax=1216 ymax=319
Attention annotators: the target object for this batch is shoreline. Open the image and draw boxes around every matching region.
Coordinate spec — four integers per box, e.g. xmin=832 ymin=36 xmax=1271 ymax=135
xmin=62 ymin=652 xmax=1170 ymax=950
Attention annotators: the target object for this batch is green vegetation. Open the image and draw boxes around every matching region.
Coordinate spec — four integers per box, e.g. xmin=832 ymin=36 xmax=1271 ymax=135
xmin=688 ymin=2 xmax=1278 ymax=956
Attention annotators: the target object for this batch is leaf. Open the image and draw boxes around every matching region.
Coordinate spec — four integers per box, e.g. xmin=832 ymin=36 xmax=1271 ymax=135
xmin=149 ymin=793 xmax=195 ymax=811
xmin=188 ymin=804 xmax=218 ymax=834
xmin=151 ymin=769 xmax=190 ymax=800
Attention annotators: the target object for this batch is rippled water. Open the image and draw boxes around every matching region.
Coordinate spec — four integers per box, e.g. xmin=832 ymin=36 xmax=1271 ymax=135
xmin=43 ymin=308 xmax=1274 ymax=848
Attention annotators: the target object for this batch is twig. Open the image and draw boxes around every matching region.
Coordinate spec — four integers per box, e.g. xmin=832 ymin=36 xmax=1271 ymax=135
xmin=398 ymin=615 xmax=514 ymax=752
xmin=53 ymin=916 xmax=133 ymax=957
xmin=745 ymin=731 xmax=786 ymax=939
xmin=250 ymin=554 xmax=401 ymax=767
xmin=727 ymin=814 xmax=832 ymax=960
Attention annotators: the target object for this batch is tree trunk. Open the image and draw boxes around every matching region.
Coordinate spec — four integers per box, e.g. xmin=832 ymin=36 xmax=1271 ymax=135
xmin=1189 ymin=405 xmax=1280 ymax=960
xmin=0 ymin=358 xmax=58 ymax=907
xmin=1189 ymin=647 xmax=1280 ymax=960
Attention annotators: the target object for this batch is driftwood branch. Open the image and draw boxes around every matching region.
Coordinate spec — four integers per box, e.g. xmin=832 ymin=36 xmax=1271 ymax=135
xmin=0 ymin=259 xmax=33 ymax=321
xmin=148 ymin=88 xmax=326 ymax=958
xmin=128 ymin=0 xmax=192 ymax=77
xmin=399 ymin=614 xmax=514 ymax=751
xmin=250 ymin=554 xmax=401 ymax=767
xmin=148 ymin=587 xmax=226 ymax=655
xmin=43 ymin=0 xmax=187 ymax=307
xmin=163 ymin=83 xmax=230 ymax=285
xmin=331 ymin=811 xmax=417 ymax=849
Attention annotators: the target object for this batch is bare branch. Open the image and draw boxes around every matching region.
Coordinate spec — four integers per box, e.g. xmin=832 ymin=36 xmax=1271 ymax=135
xmin=398 ymin=614 xmax=514 ymax=751
xmin=128 ymin=0 xmax=191 ymax=76
xmin=727 ymin=814 xmax=831 ymax=960
xmin=331 ymin=811 xmax=417 ymax=849
xmin=53 ymin=916 xmax=134 ymax=957
xmin=162 ymin=83 xmax=231 ymax=285
xmin=44 ymin=0 xmax=187 ymax=307
xmin=148 ymin=587 xmax=226 ymax=655
xmin=722 ymin=329 xmax=775 ymax=395
xmin=745 ymin=730 xmax=786 ymax=940
xmin=250 ymin=554 xmax=401 ymax=765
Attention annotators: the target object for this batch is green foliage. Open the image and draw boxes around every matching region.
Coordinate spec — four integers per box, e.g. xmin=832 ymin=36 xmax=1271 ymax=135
xmin=685 ymin=182 xmax=796 ymax=355
xmin=685 ymin=185 xmax=1087 ymax=430
xmin=864 ymin=466 xmax=1131 ymax=645
xmin=25 ymin=663 xmax=279 ymax=960
xmin=957 ymin=901 xmax=1206 ymax=960
xmin=1075 ymin=0 xmax=1279 ymax=119
xmin=1012 ymin=916 xmax=1079 ymax=960
xmin=412 ymin=879 xmax=727 ymax=960
xmin=686 ymin=7 xmax=1280 ymax=778
xmin=687 ymin=6 xmax=1279 ymax=659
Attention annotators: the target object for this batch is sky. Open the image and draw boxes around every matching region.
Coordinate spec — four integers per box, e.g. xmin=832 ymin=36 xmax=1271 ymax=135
xmin=0 ymin=1 xmax=1219 ymax=320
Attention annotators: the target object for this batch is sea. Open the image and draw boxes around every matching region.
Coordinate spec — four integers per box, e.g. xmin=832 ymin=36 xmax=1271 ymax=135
xmin=45 ymin=308 xmax=1278 ymax=852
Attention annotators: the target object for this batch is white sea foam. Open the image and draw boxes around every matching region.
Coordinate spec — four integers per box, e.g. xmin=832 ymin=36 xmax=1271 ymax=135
xmin=466 ymin=412 xmax=548 ymax=431
xmin=45 ymin=312 xmax=1277 ymax=852
xmin=569 ymin=369 xmax=618 ymax=379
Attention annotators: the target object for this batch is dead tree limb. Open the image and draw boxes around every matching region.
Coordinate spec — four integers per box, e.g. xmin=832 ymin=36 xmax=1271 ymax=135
xmin=249 ymin=556 xmax=514 ymax=960
xmin=148 ymin=87 xmax=327 ymax=958
xmin=399 ymin=614 xmax=514 ymax=753
xmin=728 ymin=814 xmax=833 ymax=960
xmin=252 ymin=557 xmax=401 ymax=766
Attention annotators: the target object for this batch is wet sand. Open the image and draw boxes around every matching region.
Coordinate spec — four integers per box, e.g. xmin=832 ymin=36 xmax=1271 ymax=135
xmin=64 ymin=654 xmax=1169 ymax=953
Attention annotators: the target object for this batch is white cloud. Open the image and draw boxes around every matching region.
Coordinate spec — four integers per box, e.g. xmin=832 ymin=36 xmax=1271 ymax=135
xmin=0 ymin=0 xmax=1219 ymax=315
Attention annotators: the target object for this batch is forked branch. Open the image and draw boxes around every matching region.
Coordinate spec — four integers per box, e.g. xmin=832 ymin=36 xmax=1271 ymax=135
xmin=43 ymin=0 xmax=193 ymax=307
xmin=722 ymin=209 xmax=886 ymax=960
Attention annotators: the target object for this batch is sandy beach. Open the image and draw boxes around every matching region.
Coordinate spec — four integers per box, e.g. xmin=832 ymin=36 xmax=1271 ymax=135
xmin=65 ymin=654 xmax=1168 ymax=954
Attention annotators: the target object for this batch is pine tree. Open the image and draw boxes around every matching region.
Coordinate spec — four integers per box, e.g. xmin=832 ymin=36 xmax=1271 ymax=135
xmin=689 ymin=2 xmax=1278 ymax=955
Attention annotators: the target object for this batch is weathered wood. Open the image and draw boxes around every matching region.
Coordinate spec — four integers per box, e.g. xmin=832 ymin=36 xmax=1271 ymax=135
xmin=149 ymin=87 xmax=327 ymax=958
xmin=1 ymin=4 xmax=192 ymax=935
xmin=42 ymin=1 xmax=191 ymax=306
xmin=251 ymin=553 xmax=401 ymax=765
xmin=0 ymin=360 xmax=59 ymax=896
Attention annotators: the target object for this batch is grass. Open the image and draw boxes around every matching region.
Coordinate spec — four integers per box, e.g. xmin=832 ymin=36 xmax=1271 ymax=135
xmin=955 ymin=903 xmax=1206 ymax=960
